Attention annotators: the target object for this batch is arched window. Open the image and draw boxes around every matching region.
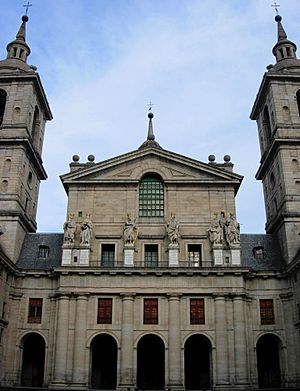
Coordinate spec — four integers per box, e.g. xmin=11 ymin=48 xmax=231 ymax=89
xmin=297 ymin=90 xmax=300 ymax=116
xmin=139 ymin=174 xmax=164 ymax=217
xmin=32 ymin=106 xmax=40 ymax=148
xmin=263 ymin=106 xmax=272 ymax=142
xmin=0 ymin=89 xmax=7 ymax=126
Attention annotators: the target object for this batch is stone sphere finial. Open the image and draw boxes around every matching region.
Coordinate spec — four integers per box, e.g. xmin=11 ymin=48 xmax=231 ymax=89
xmin=148 ymin=112 xmax=154 ymax=119
xmin=275 ymin=15 xmax=282 ymax=22
xmin=208 ymin=154 xmax=216 ymax=162
xmin=22 ymin=15 xmax=29 ymax=22
xmin=72 ymin=154 xmax=80 ymax=162
xmin=88 ymin=154 xmax=95 ymax=162
xmin=223 ymin=155 xmax=231 ymax=162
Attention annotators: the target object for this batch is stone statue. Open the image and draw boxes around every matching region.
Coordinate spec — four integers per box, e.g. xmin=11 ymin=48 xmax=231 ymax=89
xmin=225 ymin=213 xmax=240 ymax=244
xmin=124 ymin=214 xmax=138 ymax=245
xmin=166 ymin=213 xmax=180 ymax=245
xmin=207 ymin=213 xmax=222 ymax=245
xmin=80 ymin=214 xmax=93 ymax=245
xmin=63 ymin=213 xmax=76 ymax=243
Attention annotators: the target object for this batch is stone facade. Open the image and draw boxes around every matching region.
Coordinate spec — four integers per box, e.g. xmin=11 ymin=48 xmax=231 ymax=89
xmin=0 ymin=12 xmax=300 ymax=391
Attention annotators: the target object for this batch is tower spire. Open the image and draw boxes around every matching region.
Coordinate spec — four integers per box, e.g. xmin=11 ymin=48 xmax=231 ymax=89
xmin=6 ymin=15 xmax=31 ymax=63
xmin=139 ymin=111 xmax=161 ymax=150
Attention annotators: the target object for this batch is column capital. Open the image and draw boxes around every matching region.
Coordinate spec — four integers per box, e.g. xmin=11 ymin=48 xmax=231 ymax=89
xmin=120 ymin=292 xmax=136 ymax=300
xmin=167 ymin=293 xmax=182 ymax=301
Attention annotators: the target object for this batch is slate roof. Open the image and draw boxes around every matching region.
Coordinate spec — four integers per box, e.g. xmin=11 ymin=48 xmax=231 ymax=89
xmin=240 ymin=234 xmax=285 ymax=271
xmin=17 ymin=232 xmax=285 ymax=272
xmin=17 ymin=233 xmax=63 ymax=270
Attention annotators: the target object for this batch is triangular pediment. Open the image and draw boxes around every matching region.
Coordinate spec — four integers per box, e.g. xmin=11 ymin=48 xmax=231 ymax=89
xmin=61 ymin=147 xmax=243 ymax=192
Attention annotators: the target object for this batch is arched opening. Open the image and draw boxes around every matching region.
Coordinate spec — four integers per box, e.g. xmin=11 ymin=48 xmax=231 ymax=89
xmin=32 ymin=106 xmax=40 ymax=149
xmin=0 ymin=89 xmax=7 ymax=126
xmin=21 ymin=333 xmax=45 ymax=387
xmin=297 ymin=90 xmax=300 ymax=116
xmin=256 ymin=334 xmax=281 ymax=389
xmin=263 ymin=106 xmax=272 ymax=143
xmin=137 ymin=334 xmax=165 ymax=390
xmin=90 ymin=334 xmax=117 ymax=390
xmin=184 ymin=334 xmax=212 ymax=390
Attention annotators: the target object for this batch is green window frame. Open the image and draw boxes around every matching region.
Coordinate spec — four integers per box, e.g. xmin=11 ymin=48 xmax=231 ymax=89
xmin=139 ymin=175 xmax=164 ymax=217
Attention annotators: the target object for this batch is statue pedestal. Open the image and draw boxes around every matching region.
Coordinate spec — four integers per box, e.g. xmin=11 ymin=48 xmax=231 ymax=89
xmin=230 ymin=245 xmax=241 ymax=265
xmin=168 ymin=244 xmax=179 ymax=266
xmin=62 ymin=246 xmax=90 ymax=266
xmin=212 ymin=245 xmax=224 ymax=266
xmin=124 ymin=245 xmax=135 ymax=266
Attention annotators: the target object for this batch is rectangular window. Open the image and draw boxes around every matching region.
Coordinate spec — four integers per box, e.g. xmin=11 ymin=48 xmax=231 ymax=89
xmin=188 ymin=244 xmax=202 ymax=267
xmin=190 ymin=298 xmax=205 ymax=324
xmin=144 ymin=298 xmax=158 ymax=324
xmin=101 ymin=244 xmax=115 ymax=266
xmin=28 ymin=298 xmax=43 ymax=323
xmin=144 ymin=244 xmax=158 ymax=267
xmin=97 ymin=298 xmax=112 ymax=324
xmin=260 ymin=299 xmax=275 ymax=325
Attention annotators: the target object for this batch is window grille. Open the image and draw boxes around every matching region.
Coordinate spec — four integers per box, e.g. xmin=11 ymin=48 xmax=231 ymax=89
xmin=260 ymin=299 xmax=275 ymax=325
xmin=144 ymin=298 xmax=158 ymax=324
xmin=97 ymin=298 xmax=112 ymax=324
xmin=144 ymin=244 xmax=158 ymax=267
xmin=139 ymin=175 xmax=164 ymax=217
xmin=190 ymin=298 xmax=205 ymax=324
xmin=101 ymin=244 xmax=115 ymax=266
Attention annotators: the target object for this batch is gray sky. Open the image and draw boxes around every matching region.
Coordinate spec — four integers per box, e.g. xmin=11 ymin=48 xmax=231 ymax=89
xmin=1 ymin=0 xmax=299 ymax=233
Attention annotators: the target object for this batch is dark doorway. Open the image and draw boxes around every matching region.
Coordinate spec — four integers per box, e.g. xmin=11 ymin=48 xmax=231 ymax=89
xmin=137 ymin=334 xmax=165 ymax=390
xmin=91 ymin=334 xmax=117 ymax=389
xmin=21 ymin=333 xmax=45 ymax=387
xmin=184 ymin=334 xmax=211 ymax=390
xmin=257 ymin=334 xmax=281 ymax=388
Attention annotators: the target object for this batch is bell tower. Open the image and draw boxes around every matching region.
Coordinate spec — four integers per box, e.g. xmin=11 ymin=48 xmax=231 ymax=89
xmin=251 ymin=14 xmax=300 ymax=263
xmin=0 ymin=14 xmax=52 ymax=261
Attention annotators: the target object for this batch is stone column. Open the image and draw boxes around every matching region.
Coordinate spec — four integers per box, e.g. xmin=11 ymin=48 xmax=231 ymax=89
xmin=119 ymin=294 xmax=135 ymax=390
xmin=214 ymin=295 xmax=229 ymax=388
xmin=72 ymin=294 xmax=89 ymax=386
xmin=52 ymin=294 xmax=70 ymax=385
xmin=167 ymin=294 xmax=183 ymax=390
xmin=233 ymin=295 xmax=249 ymax=387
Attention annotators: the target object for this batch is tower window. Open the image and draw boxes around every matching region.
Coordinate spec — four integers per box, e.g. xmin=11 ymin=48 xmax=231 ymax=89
xmin=190 ymin=298 xmax=205 ymax=324
xmin=260 ymin=299 xmax=275 ymax=325
xmin=144 ymin=244 xmax=159 ymax=267
xmin=263 ymin=106 xmax=272 ymax=143
xmin=139 ymin=174 xmax=164 ymax=217
xmin=253 ymin=246 xmax=266 ymax=260
xmin=101 ymin=244 xmax=115 ymax=266
xmin=97 ymin=298 xmax=112 ymax=324
xmin=296 ymin=90 xmax=300 ymax=116
xmin=143 ymin=298 xmax=158 ymax=324
xmin=0 ymin=89 xmax=7 ymax=126
xmin=28 ymin=298 xmax=43 ymax=323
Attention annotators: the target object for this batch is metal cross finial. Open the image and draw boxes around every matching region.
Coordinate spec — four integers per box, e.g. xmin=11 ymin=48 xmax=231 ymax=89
xmin=147 ymin=101 xmax=154 ymax=111
xmin=271 ymin=1 xmax=280 ymax=15
xmin=23 ymin=1 xmax=32 ymax=15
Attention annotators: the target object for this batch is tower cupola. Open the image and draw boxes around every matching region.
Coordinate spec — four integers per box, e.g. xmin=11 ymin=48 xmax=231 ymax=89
xmin=272 ymin=15 xmax=300 ymax=71
xmin=6 ymin=15 xmax=31 ymax=63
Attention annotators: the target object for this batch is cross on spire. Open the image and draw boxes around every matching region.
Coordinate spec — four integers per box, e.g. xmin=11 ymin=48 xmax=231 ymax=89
xmin=271 ymin=1 xmax=280 ymax=15
xmin=147 ymin=101 xmax=154 ymax=111
xmin=23 ymin=2 xmax=32 ymax=16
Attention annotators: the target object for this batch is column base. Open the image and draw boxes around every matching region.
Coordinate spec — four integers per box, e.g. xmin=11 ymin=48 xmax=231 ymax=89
xmin=166 ymin=383 xmax=184 ymax=391
xmin=49 ymin=381 xmax=68 ymax=388
xmin=117 ymin=385 xmax=135 ymax=391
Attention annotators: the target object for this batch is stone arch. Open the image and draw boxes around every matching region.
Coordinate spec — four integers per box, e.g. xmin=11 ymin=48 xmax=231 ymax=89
xmin=3 ymin=158 xmax=11 ymax=173
xmin=184 ymin=333 xmax=213 ymax=390
xmin=282 ymin=105 xmax=291 ymax=122
xmin=136 ymin=333 xmax=165 ymax=390
xmin=256 ymin=333 xmax=283 ymax=389
xmin=1 ymin=179 xmax=8 ymax=193
xmin=90 ymin=333 xmax=118 ymax=389
xmin=13 ymin=106 xmax=21 ymax=122
xmin=20 ymin=332 xmax=46 ymax=387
